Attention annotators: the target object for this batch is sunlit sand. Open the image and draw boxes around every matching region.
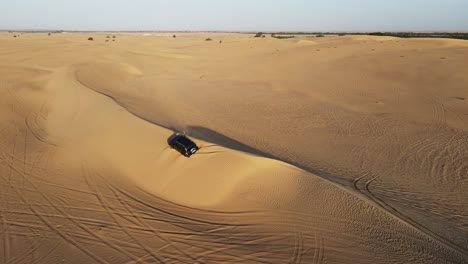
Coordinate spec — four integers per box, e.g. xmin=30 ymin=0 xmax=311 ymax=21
xmin=0 ymin=32 xmax=467 ymax=263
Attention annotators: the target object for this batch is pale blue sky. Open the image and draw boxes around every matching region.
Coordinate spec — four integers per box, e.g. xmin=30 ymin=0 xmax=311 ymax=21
xmin=1 ymin=0 xmax=467 ymax=31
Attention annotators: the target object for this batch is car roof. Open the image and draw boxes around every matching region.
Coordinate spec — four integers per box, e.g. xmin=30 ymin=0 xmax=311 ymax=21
xmin=173 ymin=135 xmax=195 ymax=147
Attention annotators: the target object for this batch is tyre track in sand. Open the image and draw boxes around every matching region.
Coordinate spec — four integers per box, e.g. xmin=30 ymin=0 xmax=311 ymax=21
xmin=6 ymin=239 xmax=43 ymax=264
xmin=1 ymin=214 xmax=11 ymax=263
xmin=0 ymin=120 xmax=143 ymax=263
xmin=26 ymin=172 xmax=145 ymax=263
xmin=313 ymin=234 xmax=324 ymax=264
xmin=0 ymin=153 xmax=108 ymax=263
xmin=111 ymin=187 xmax=202 ymax=263
xmin=290 ymin=231 xmax=304 ymax=264
xmin=81 ymin=163 xmax=168 ymax=263
xmin=353 ymin=175 xmax=468 ymax=258
xmin=101 ymin=173 xmax=299 ymax=263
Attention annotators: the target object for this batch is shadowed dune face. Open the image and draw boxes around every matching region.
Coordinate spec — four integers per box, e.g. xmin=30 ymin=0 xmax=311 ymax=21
xmin=0 ymin=33 xmax=467 ymax=263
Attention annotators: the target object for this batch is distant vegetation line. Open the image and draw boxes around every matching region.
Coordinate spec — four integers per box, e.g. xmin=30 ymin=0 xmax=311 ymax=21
xmin=263 ymin=32 xmax=468 ymax=40
xmin=2 ymin=30 xmax=468 ymax=40
xmin=366 ymin=32 xmax=468 ymax=40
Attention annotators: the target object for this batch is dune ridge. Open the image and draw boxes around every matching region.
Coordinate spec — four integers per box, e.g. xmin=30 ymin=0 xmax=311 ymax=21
xmin=74 ymin=61 xmax=468 ymax=258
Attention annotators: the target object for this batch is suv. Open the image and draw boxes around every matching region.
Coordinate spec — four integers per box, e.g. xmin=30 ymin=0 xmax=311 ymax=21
xmin=168 ymin=134 xmax=199 ymax=157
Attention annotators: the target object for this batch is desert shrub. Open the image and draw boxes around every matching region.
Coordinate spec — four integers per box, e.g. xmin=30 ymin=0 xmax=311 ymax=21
xmin=48 ymin=33 xmax=51 ymax=36
xmin=272 ymin=34 xmax=294 ymax=39
xmin=219 ymin=40 xmax=222 ymax=43
xmin=173 ymin=34 xmax=176 ymax=38
xmin=106 ymin=36 xmax=110 ymax=38
xmin=254 ymin=32 xmax=263 ymax=38
xmin=88 ymin=37 xmax=94 ymax=41
xmin=205 ymin=38 xmax=212 ymax=41
xmin=316 ymin=34 xmax=325 ymax=38
xmin=13 ymin=35 xmax=17 ymax=38
xmin=365 ymin=32 xmax=468 ymax=40
xmin=112 ymin=36 xmax=116 ymax=38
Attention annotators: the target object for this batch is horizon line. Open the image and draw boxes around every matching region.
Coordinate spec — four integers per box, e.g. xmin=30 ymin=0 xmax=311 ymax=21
xmin=2 ymin=29 xmax=468 ymax=34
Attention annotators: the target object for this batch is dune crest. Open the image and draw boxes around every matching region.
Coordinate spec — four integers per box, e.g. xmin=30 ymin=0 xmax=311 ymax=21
xmin=41 ymin=66 xmax=304 ymax=209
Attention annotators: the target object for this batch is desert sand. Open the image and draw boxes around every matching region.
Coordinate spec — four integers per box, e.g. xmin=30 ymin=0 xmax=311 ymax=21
xmin=0 ymin=32 xmax=467 ymax=263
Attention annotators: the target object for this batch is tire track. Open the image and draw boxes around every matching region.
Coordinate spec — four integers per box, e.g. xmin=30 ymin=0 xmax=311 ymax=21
xmin=1 ymin=207 xmax=229 ymax=239
xmin=107 ymin=178 xmax=253 ymax=228
xmin=26 ymin=181 xmax=144 ymax=263
xmin=1 ymin=123 xmax=53 ymax=264
xmin=24 ymin=112 xmax=58 ymax=147
xmin=7 ymin=127 xmax=18 ymax=185
xmin=429 ymin=98 xmax=443 ymax=130
xmin=0 ymin=156 xmax=108 ymax=264
xmin=1 ymin=215 xmax=10 ymax=263
xmin=353 ymin=176 xmax=468 ymax=257
xmin=109 ymin=181 xmax=202 ymax=263
xmin=290 ymin=231 xmax=303 ymax=264
xmin=7 ymin=239 xmax=42 ymax=264
xmin=81 ymin=163 xmax=166 ymax=263
xmin=97 ymin=168 xmax=311 ymax=263
xmin=169 ymin=234 xmax=286 ymax=264
xmin=313 ymin=234 xmax=324 ymax=264
xmin=1 ymin=141 xmax=149 ymax=263
xmin=25 ymin=238 xmax=62 ymax=264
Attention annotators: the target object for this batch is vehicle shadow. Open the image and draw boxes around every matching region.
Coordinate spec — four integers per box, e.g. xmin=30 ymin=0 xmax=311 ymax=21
xmin=186 ymin=126 xmax=276 ymax=159
xmin=183 ymin=126 xmax=349 ymax=185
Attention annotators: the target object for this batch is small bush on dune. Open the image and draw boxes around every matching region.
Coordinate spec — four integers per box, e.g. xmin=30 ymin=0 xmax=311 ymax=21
xmin=173 ymin=34 xmax=176 ymax=38
xmin=277 ymin=35 xmax=294 ymax=39
xmin=205 ymin=38 xmax=212 ymax=41
xmin=316 ymin=34 xmax=325 ymax=38
xmin=254 ymin=32 xmax=263 ymax=38
xmin=106 ymin=36 xmax=110 ymax=38
xmin=112 ymin=36 xmax=116 ymax=38
xmin=271 ymin=33 xmax=294 ymax=39
xmin=88 ymin=37 xmax=94 ymax=41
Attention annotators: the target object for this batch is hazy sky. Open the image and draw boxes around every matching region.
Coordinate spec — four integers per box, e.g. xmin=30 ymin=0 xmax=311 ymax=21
xmin=1 ymin=0 xmax=467 ymax=31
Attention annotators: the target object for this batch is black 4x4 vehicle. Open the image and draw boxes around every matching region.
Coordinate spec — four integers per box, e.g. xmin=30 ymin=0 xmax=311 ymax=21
xmin=168 ymin=134 xmax=199 ymax=157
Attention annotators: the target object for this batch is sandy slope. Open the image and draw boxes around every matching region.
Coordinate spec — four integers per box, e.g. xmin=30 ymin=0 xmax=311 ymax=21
xmin=0 ymin=32 xmax=467 ymax=263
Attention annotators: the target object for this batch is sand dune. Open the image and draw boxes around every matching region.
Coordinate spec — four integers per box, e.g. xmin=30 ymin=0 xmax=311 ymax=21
xmin=0 ymin=32 xmax=467 ymax=263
